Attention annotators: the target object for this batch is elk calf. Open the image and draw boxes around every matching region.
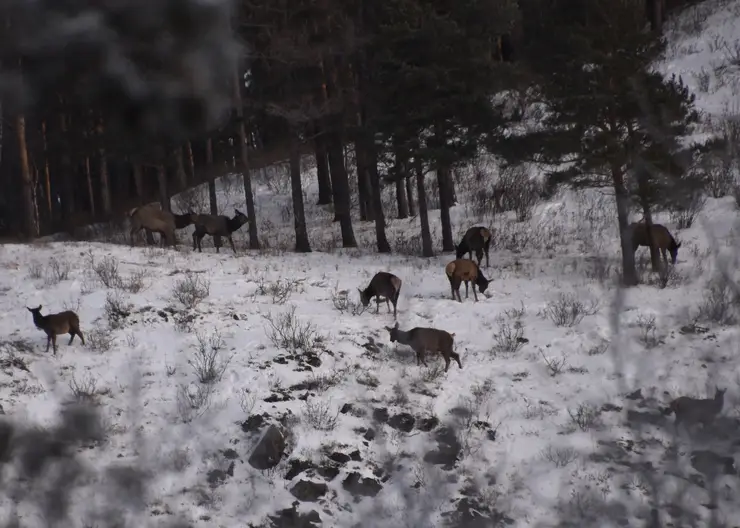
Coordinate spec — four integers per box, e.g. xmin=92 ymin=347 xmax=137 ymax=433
xmin=456 ymin=226 xmax=492 ymax=268
xmin=190 ymin=209 xmax=249 ymax=253
xmin=667 ymin=387 xmax=725 ymax=430
xmin=358 ymin=272 xmax=402 ymax=318
xmin=445 ymin=259 xmax=489 ymax=302
xmin=385 ymin=322 xmax=461 ymax=372
xmin=27 ymin=305 xmax=85 ymax=356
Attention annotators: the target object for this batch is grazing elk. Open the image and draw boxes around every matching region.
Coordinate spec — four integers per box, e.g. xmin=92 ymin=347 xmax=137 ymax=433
xmin=129 ymin=203 xmax=177 ymax=247
xmin=358 ymin=272 xmax=402 ymax=318
xmin=27 ymin=305 xmax=85 ymax=356
xmin=667 ymin=387 xmax=726 ymax=430
xmin=445 ymin=259 xmax=490 ymax=302
xmin=456 ymin=226 xmax=492 ymax=268
xmin=384 ymin=322 xmax=461 ymax=372
xmin=190 ymin=209 xmax=249 ymax=253
xmin=630 ymin=222 xmax=681 ymax=266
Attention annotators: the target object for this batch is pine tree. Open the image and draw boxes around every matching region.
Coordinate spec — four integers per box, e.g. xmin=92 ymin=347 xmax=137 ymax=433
xmin=496 ymin=0 xmax=699 ymax=286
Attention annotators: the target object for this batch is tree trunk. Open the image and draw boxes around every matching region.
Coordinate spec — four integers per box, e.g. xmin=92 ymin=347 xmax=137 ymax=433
xmin=356 ymin=141 xmax=371 ymax=222
xmin=314 ymin=128 xmax=333 ymax=205
xmin=393 ymin=142 xmax=410 ymax=219
xmin=174 ymin=146 xmax=188 ymax=192
xmin=406 ymin=174 xmax=415 ymax=216
xmin=206 ymin=138 xmax=221 ymax=250
xmin=157 ymin=164 xmax=170 ymax=212
xmin=436 ymin=163 xmax=454 ymax=252
xmin=289 ymin=132 xmax=311 ymax=253
xmin=326 ymin=126 xmax=357 ymax=247
xmin=613 ymin=165 xmax=638 ymax=286
xmin=99 ymin=148 xmax=112 ymax=215
xmin=17 ymin=115 xmax=38 ymax=239
xmin=414 ymin=155 xmax=433 ymax=257
xmin=41 ymin=121 xmax=52 ymax=219
xmin=58 ymin=110 xmax=75 ymax=230
xmin=85 ymin=156 xmax=95 ymax=216
xmin=233 ymin=71 xmax=260 ymax=249
xmin=132 ymin=162 xmax=144 ymax=200
xmin=365 ymin=133 xmax=390 ymax=253
xmin=185 ymin=141 xmax=196 ymax=184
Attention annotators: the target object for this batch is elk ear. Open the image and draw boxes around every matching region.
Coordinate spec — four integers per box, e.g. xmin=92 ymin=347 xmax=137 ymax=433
xmin=676 ymin=242 xmax=682 ymax=248
xmin=37 ymin=305 xmax=42 ymax=310
xmin=26 ymin=307 xmax=32 ymax=312
xmin=384 ymin=326 xmax=393 ymax=332
xmin=394 ymin=322 xmax=399 ymax=329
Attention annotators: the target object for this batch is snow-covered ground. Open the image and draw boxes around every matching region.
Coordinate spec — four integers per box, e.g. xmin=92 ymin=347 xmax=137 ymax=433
xmin=3 ymin=1 xmax=740 ymax=526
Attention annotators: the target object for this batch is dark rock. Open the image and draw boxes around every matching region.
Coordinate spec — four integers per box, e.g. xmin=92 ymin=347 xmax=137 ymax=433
xmin=247 ymin=424 xmax=285 ymax=470
xmin=264 ymin=393 xmax=292 ymax=403
xmin=316 ymin=463 xmax=340 ymax=481
xmin=372 ymin=408 xmax=389 ymax=424
xmin=443 ymin=497 xmax=515 ymax=527
xmin=268 ymin=506 xmax=321 ymax=528
xmin=625 ymin=389 xmax=642 ymax=401
xmin=342 ymin=472 xmax=383 ymax=498
xmin=417 ymin=416 xmax=440 ymax=432
xmin=222 ymin=448 xmax=239 ymax=460
xmin=329 ymin=452 xmax=350 ymax=465
xmin=241 ymin=414 xmax=265 ymax=433
xmin=601 ymin=403 xmax=623 ymax=413
xmin=286 ymin=459 xmax=315 ymax=480
xmin=424 ymin=426 xmax=461 ymax=470
xmin=486 ymin=429 xmax=497 ymax=442
xmin=349 ymin=450 xmax=361 ymax=462
xmin=388 ymin=413 xmax=415 ymax=432
xmin=226 ymin=461 xmax=235 ymax=476
xmin=340 ymin=403 xmax=354 ymax=414
xmin=303 ymin=353 xmax=322 ymax=368
xmin=363 ymin=428 xmax=376 ymax=442
xmin=207 ymin=468 xmax=228 ymax=487
xmin=274 ymin=356 xmax=289 ymax=365
xmin=290 ymin=479 xmax=328 ymax=502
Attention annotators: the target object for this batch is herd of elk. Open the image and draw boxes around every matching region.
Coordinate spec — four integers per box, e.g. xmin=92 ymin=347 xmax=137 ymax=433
xmin=25 ymin=220 xmax=683 ymax=380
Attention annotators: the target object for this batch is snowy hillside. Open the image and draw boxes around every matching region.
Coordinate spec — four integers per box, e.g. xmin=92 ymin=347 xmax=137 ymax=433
xmin=3 ymin=1 xmax=740 ymax=526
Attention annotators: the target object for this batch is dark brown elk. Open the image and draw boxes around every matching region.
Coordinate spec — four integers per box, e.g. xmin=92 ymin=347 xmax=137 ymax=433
xmin=630 ymin=222 xmax=681 ymax=266
xmin=385 ymin=322 xmax=461 ymax=372
xmin=456 ymin=226 xmax=492 ymax=268
xmin=667 ymin=387 xmax=725 ymax=430
xmin=358 ymin=272 xmax=402 ymax=319
xmin=445 ymin=259 xmax=489 ymax=302
xmin=27 ymin=305 xmax=85 ymax=356
xmin=190 ymin=209 xmax=249 ymax=253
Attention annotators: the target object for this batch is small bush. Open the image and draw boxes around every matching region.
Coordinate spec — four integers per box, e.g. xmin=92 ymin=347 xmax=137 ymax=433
xmin=540 ymin=349 xmax=568 ymax=377
xmin=330 ymin=284 xmax=364 ymax=315
xmin=492 ymin=320 xmax=526 ymax=356
xmin=177 ymin=383 xmax=212 ymax=423
xmin=86 ymin=325 xmax=115 ymax=353
xmin=635 ymin=314 xmax=661 ymax=348
xmin=120 ymin=269 xmax=148 ymax=293
xmin=189 ymin=330 xmax=231 ymax=384
xmin=256 ymin=277 xmax=303 ymax=305
xmin=541 ymin=446 xmax=578 ymax=468
xmin=27 ymin=261 xmax=44 ymax=280
xmin=45 ymin=257 xmax=72 ymax=285
xmin=670 ymin=191 xmax=706 ymax=230
xmin=566 ymin=403 xmax=602 ymax=432
xmin=544 ymin=293 xmax=599 ymax=327
xmin=172 ymin=271 xmax=210 ymax=309
xmin=697 ymin=276 xmax=738 ymax=325
xmin=263 ymin=305 xmax=325 ymax=354
xmin=302 ymin=399 xmax=339 ymax=431
xmin=104 ymin=290 xmax=132 ymax=329
xmin=92 ymin=255 xmax=122 ymax=288
xmin=68 ymin=374 xmax=99 ymax=404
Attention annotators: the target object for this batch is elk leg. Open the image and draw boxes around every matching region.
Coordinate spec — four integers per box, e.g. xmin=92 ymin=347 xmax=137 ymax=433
xmin=485 ymin=248 xmax=490 ymax=268
xmin=78 ymin=330 xmax=85 ymax=345
xmin=375 ymin=296 xmax=380 ymax=314
xmin=52 ymin=334 xmax=58 ymax=356
xmin=385 ymin=298 xmax=391 ymax=313
xmin=443 ymin=354 xmax=451 ymax=372
xmin=464 ymin=281 xmax=469 ymax=298
xmin=68 ymin=332 xmax=75 ymax=345
xmin=452 ymin=351 xmax=462 ymax=369
xmin=450 ymin=283 xmax=456 ymax=300
xmin=45 ymin=335 xmax=51 ymax=353
xmin=228 ymin=235 xmax=236 ymax=254
xmin=192 ymin=232 xmax=198 ymax=251
xmin=417 ymin=348 xmax=428 ymax=367
xmin=473 ymin=284 xmax=479 ymax=302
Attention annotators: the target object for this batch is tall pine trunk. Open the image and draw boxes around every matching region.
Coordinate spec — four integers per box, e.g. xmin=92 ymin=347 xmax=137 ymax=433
xmin=85 ymin=156 xmax=95 ymax=217
xmin=326 ymin=124 xmax=357 ymax=247
xmin=17 ymin=115 xmax=38 ymax=238
xmin=206 ymin=138 xmax=221 ymax=250
xmin=434 ymin=125 xmax=454 ymax=251
xmin=406 ymin=175 xmax=415 ymax=216
xmin=99 ymin=148 xmax=111 ymax=215
xmin=355 ymin=139 xmax=372 ymax=221
xmin=636 ymin=168 xmax=661 ymax=272
xmin=41 ymin=121 xmax=52 ymax=219
xmin=364 ymin=132 xmax=390 ymax=253
xmin=314 ymin=128 xmax=333 ymax=205
xmin=414 ymin=155 xmax=433 ymax=257
xmin=233 ymin=71 xmax=260 ymax=249
xmin=613 ymin=165 xmax=638 ymax=286
xmin=174 ymin=146 xmax=188 ymax=193
xmin=157 ymin=163 xmax=170 ymax=213
xmin=185 ymin=142 xmax=196 ymax=184
xmin=289 ymin=131 xmax=311 ymax=252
